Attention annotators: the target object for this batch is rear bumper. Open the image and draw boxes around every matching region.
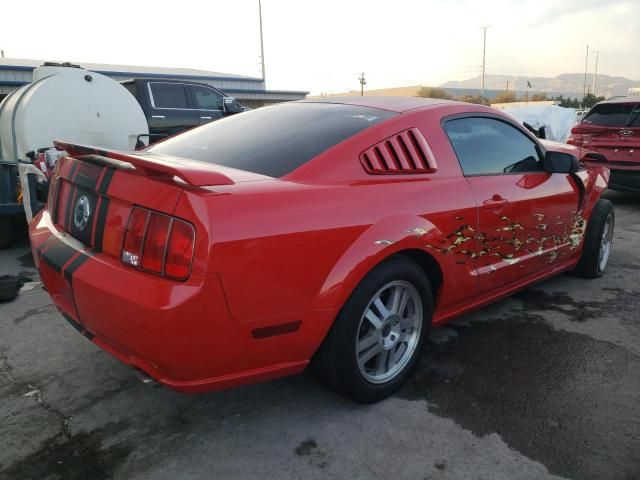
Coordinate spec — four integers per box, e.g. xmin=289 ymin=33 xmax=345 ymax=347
xmin=608 ymin=170 xmax=640 ymax=193
xmin=30 ymin=210 xmax=321 ymax=393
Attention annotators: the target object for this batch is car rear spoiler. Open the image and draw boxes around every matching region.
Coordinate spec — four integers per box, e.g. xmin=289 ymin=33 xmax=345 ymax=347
xmin=54 ymin=141 xmax=235 ymax=187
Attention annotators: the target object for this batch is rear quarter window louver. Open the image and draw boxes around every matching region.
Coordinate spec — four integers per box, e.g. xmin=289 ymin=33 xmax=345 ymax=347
xmin=360 ymin=128 xmax=437 ymax=175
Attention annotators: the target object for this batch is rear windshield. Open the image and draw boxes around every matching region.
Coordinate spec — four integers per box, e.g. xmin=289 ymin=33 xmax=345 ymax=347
xmin=583 ymin=102 xmax=640 ymax=127
xmin=147 ymin=102 xmax=396 ymax=177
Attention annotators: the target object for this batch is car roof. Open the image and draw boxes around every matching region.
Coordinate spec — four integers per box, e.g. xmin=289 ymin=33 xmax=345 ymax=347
xmin=299 ymin=96 xmax=453 ymax=113
xmin=598 ymin=96 xmax=640 ymax=104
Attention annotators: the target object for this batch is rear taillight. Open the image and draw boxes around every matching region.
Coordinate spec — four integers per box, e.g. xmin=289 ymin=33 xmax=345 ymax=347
xmin=122 ymin=208 xmax=149 ymax=267
xmin=121 ymin=207 xmax=194 ymax=280
xmin=165 ymin=221 xmax=194 ymax=279
xmin=141 ymin=214 xmax=171 ymax=273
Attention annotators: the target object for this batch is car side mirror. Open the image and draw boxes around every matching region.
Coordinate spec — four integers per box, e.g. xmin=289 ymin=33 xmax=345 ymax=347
xmin=544 ymin=151 xmax=580 ymax=174
xmin=222 ymin=97 xmax=243 ymax=115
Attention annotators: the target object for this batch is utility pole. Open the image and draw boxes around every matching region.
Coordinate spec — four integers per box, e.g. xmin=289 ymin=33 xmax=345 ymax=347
xmin=480 ymin=26 xmax=489 ymax=100
xmin=258 ymin=0 xmax=266 ymax=85
xmin=505 ymin=80 xmax=509 ymax=92
xmin=592 ymin=50 xmax=600 ymax=97
xmin=583 ymin=44 xmax=589 ymax=106
xmin=358 ymin=72 xmax=366 ymax=96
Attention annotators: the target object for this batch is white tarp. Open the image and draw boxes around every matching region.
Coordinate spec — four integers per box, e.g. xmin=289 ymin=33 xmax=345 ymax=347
xmin=498 ymin=105 xmax=577 ymax=142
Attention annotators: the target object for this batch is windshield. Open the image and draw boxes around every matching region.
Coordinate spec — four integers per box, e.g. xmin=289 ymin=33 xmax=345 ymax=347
xmin=583 ymin=102 xmax=640 ymax=128
xmin=148 ymin=102 xmax=396 ymax=177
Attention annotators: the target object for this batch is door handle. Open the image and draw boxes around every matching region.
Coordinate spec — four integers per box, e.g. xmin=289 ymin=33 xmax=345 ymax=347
xmin=483 ymin=194 xmax=507 ymax=207
xmin=151 ymin=115 xmax=165 ymax=119
xmin=200 ymin=116 xmax=212 ymax=120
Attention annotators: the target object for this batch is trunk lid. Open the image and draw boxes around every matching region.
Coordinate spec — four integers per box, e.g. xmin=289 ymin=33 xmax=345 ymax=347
xmin=49 ymin=142 xmax=265 ymax=260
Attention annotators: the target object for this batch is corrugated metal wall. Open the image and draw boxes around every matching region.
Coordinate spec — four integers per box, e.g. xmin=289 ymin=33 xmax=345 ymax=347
xmin=0 ymin=66 xmax=306 ymax=106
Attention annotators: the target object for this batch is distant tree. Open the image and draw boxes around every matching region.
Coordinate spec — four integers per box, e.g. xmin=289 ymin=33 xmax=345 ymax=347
xmin=582 ymin=93 xmax=606 ymax=108
xmin=492 ymin=91 xmax=518 ymax=104
xmin=455 ymin=94 xmax=489 ymax=105
xmin=552 ymin=95 xmax=581 ymax=108
xmin=416 ymin=86 xmax=452 ymax=100
xmin=531 ymin=93 xmax=548 ymax=101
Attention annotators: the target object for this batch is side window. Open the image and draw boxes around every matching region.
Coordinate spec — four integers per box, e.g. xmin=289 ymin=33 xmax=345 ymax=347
xmin=149 ymin=83 xmax=189 ymax=109
xmin=444 ymin=117 xmax=542 ymax=176
xmin=190 ymin=85 xmax=223 ymax=110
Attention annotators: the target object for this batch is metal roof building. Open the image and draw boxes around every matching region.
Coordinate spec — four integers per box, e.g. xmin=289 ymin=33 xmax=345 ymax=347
xmin=0 ymin=58 xmax=307 ymax=108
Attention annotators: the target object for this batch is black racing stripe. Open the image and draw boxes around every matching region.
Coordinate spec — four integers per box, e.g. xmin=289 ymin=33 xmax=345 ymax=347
xmin=63 ymin=253 xmax=90 ymax=283
xmin=62 ymin=311 xmax=83 ymax=333
xmin=49 ymin=176 xmax=61 ymax=224
xmin=42 ymin=240 xmax=77 ymax=273
xmin=61 ymin=312 xmax=94 ymax=340
xmin=67 ymin=158 xmax=80 ymax=180
xmin=93 ymin=198 xmax=110 ymax=252
xmin=97 ymin=168 xmax=115 ymax=194
xmin=74 ymin=171 xmax=99 ymax=190
xmin=36 ymin=235 xmax=58 ymax=256
xmin=64 ymin=186 xmax=77 ymax=231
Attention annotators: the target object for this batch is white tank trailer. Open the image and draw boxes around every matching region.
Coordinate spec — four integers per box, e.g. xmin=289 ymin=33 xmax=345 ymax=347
xmin=0 ymin=63 xmax=149 ymax=248
xmin=0 ymin=63 xmax=148 ymax=162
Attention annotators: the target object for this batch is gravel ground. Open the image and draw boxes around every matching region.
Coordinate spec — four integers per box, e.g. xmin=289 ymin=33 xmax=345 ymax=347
xmin=1 ymin=190 xmax=639 ymax=480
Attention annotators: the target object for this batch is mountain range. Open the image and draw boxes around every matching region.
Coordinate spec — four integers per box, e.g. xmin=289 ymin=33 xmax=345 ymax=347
xmin=441 ymin=73 xmax=640 ymax=98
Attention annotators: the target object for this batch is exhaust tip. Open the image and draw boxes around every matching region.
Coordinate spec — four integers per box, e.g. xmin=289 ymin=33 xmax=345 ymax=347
xmin=132 ymin=367 xmax=158 ymax=386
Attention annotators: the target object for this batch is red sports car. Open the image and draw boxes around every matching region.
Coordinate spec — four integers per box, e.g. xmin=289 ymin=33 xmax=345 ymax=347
xmin=567 ymin=97 xmax=640 ymax=192
xmin=30 ymin=97 xmax=613 ymax=403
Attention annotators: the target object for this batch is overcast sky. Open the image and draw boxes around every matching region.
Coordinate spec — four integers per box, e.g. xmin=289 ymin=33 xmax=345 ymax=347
xmin=2 ymin=0 xmax=638 ymax=94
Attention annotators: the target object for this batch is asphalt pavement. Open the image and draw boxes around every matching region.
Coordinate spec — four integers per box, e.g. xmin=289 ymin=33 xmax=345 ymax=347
xmin=1 ymin=190 xmax=639 ymax=480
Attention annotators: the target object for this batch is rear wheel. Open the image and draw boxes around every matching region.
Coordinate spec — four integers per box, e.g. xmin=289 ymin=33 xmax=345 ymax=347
xmin=313 ymin=256 xmax=432 ymax=403
xmin=574 ymin=199 xmax=614 ymax=278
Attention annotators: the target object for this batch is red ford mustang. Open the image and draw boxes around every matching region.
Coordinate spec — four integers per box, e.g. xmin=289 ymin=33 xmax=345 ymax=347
xmin=30 ymin=97 xmax=613 ymax=403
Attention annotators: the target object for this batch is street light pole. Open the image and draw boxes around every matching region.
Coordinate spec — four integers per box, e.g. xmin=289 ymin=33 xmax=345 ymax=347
xmin=480 ymin=26 xmax=489 ymax=100
xmin=592 ymin=50 xmax=600 ymax=97
xmin=583 ymin=44 xmax=589 ymax=106
xmin=358 ymin=72 xmax=367 ymax=96
xmin=258 ymin=0 xmax=266 ymax=85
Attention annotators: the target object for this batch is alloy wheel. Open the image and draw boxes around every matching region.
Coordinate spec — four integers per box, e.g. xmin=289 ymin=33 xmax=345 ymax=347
xmin=355 ymin=280 xmax=423 ymax=384
xmin=598 ymin=212 xmax=614 ymax=272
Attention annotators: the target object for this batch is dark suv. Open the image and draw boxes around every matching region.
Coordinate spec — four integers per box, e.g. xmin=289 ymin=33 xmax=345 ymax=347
xmin=567 ymin=97 xmax=640 ymax=192
xmin=122 ymin=79 xmax=244 ymax=140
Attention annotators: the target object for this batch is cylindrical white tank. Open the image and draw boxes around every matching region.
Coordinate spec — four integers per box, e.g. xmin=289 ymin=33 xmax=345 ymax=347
xmin=0 ymin=64 xmax=148 ymax=162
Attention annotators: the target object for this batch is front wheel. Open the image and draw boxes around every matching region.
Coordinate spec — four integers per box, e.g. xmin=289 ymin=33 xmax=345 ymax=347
xmin=313 ymin=256 xmax=432 ymax=403
xmin=574 ymin=199 xmax=614 ymax=278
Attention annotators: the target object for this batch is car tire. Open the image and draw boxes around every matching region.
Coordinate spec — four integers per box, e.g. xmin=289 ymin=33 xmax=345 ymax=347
xmin=0 ymin=216 xmax=13 ymax=250
xmin=574 ymin=199 xmax=614 ymax=279
xmin=313 ymin=255 xmax=432 ymax=403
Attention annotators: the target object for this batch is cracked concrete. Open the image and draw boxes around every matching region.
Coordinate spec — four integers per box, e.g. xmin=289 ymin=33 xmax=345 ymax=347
xmin=0 ymin=190 xmax=639 ymax=479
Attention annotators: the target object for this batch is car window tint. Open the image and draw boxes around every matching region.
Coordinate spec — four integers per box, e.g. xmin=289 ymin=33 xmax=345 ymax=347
xmin=444 ymin=117 xmax=542 ymax=176
xmin=122 ymin=82 xmax=137 ymax=98
xmin=628 ymin=105 xmax=640 ymax=127
xmin=148 ymin=102 xmax=397 ymax=178
xmin=191 ymin=86 xmax=222 ymax=110
xmin=150 ymin=83 xmax=189 ymax=109
xmin=583 ymin=103 xmax=640 ymax=127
